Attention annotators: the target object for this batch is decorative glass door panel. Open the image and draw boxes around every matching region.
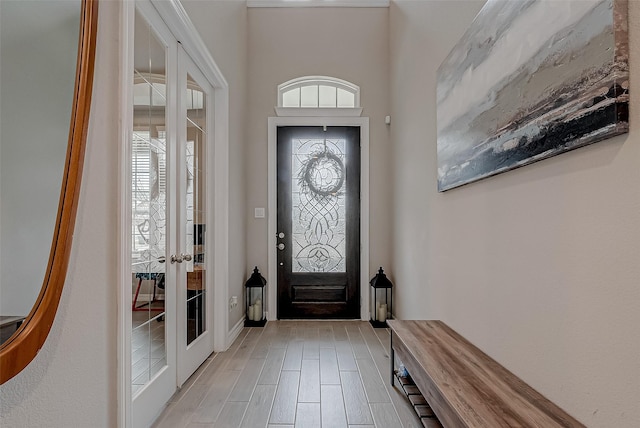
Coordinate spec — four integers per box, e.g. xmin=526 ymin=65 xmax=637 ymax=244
xmin=131 ymin=8 xmax=169 ymax=397
xmin=291 ymin=138 xmax=346 ymax=273
xmin=277 ymin=127 xmax=360 ymax=319
xmin=184 ymin=73 xmax=206 ymax=346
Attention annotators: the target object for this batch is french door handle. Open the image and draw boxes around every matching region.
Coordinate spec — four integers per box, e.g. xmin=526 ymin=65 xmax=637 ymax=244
xmin=171 ymin=254 xmax=183 ymax=264
xmin=181 ymin=253 xmax=193 ymax=262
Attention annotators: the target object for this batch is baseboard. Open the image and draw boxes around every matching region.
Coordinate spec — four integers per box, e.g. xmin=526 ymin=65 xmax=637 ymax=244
xmin=226 ymin=317 xmax=245 ymax=349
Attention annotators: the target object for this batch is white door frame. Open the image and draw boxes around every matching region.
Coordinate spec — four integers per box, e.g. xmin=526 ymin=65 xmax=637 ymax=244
xmin=267 ymin=116 xmax=370 ymax=321
xmin=118 ymin=1 xmax=229 ymax=426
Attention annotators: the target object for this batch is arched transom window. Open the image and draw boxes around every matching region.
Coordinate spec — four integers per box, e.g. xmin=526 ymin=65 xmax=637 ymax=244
xmin=278 ymin=76 xmax=360 ymax=109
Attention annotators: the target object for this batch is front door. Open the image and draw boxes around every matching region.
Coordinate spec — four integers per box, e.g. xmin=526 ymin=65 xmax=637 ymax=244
xmin=277 ymin=126 xmax=360 ymax=319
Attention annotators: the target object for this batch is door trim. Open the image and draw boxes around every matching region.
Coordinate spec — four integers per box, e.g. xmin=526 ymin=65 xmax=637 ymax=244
xmin=268 ymin=117 xmax=370 ymax=321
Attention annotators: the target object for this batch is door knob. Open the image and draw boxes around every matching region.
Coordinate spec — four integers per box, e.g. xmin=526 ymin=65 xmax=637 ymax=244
xmin=181 ymin=253 xmax=192 ymax=262
xmin=170 ymin=254 xmax=183 ymax=264
xmin=277 ymin=232 xmax=285 ymax=239
xmin=277 ymin=243 xmax=285 ymax=251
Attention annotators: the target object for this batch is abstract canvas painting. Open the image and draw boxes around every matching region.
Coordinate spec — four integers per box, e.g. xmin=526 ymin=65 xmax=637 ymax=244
xmin=436 ymin=0 xmax=629 ymax=192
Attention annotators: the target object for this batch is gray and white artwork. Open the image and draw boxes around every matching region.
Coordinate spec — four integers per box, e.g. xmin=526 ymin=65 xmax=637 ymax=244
xmin=436 ymin=0 xmax=629 ymax=192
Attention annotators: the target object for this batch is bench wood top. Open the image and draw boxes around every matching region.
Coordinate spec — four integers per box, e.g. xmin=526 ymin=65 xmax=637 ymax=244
xmin=388 ymin=320 xmax=584 ymax=428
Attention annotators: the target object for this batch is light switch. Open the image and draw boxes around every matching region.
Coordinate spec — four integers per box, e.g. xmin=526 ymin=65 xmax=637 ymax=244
xmin=254 ymin=207 xmax=265 ymax=218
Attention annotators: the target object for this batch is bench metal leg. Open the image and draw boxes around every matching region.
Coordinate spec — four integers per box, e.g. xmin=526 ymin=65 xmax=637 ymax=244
xmin=390 ymin=332 xmax=395 ymax=386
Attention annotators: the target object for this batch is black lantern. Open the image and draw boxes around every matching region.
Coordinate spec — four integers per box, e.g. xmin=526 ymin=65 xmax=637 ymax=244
xmin=370 ymin=267 xmax=393 ymax=328
xmin=245 ymin=266 xmax=267 ymax=327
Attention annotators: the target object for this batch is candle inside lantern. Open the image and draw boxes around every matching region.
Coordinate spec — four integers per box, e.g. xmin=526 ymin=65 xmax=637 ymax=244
xmin=248 ymin=305 xmax=254 ymax=321
xmin=378 ymin=304 xmax=387 ymax=322
xmin=376 ymin=301 xmax=381 ymax=321
xmin=254 ymin=302 xmax=262 ymax=321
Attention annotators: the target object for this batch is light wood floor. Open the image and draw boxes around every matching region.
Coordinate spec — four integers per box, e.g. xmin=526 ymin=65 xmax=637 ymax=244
xmin=152 ymin=321 xmax=422 ymax=428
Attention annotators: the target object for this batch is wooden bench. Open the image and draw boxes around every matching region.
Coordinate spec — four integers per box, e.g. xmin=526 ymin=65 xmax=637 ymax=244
xmin=388 ymin=320 xmax=585 ymax=428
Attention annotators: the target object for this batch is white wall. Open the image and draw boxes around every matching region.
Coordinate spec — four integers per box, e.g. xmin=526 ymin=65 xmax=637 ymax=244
xmin=390 ymin=1 xmax=640 ymax=427
xmin=0 ymin=1 xmax=119 ymax=425
xmin=0 ymin=1 xmax=80 ymax=315
xmin=181 ymin=0 xmax=248 ymax=332
xmin=246 ymin=6 xmax=391 ymax=316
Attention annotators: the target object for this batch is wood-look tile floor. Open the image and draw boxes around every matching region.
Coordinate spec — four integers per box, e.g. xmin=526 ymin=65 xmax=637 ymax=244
xmin=152 ymin=321 xmax=422 ymax=428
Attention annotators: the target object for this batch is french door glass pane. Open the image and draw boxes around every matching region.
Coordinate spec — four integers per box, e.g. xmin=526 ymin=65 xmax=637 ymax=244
xmin=131 ymin=9 xmax=167 ymax=396
xmin=291 ymin=138 xmax=346 ymax=273
xmin=185 ymin=74 xmax=206 ymax=345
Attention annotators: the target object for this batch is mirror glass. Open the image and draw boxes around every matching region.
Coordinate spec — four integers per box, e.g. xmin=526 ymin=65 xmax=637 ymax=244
xmin=0 ymin=0 xmax=82 ymax=345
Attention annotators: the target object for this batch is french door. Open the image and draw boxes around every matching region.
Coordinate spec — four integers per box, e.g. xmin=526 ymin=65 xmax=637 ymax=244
xmin=277 ymin=126 xmax=361 ymax=319
xmin=130 ymin=3 xmax=214 ymax=426
xmin=176 ymin=46 xmax=213 ymax=385
xmin=131 ymin=6 xmax=177 ymax=426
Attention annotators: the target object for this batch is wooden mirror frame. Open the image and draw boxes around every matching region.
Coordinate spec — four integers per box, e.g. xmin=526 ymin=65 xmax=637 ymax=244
xmin=0 ymin=0 xmax=99 ymax=385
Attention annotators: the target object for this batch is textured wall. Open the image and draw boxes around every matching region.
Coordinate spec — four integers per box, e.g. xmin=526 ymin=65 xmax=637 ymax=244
xmin=389 ymin=1 xmax=640 ymax=427
xmin=0 ymin=2 xmax=119 ymax=425
xmin=246 ymin=7 xmax=391 ymax=315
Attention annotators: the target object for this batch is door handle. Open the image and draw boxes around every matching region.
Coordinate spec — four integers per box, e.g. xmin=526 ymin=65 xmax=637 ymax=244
xmin=170 ymin=254 xmax=183 ymax=264
xmin=277 ymin=243 xmax=285 ymax=251
xmin=181 ymin=253 xmax=193 ymax=262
